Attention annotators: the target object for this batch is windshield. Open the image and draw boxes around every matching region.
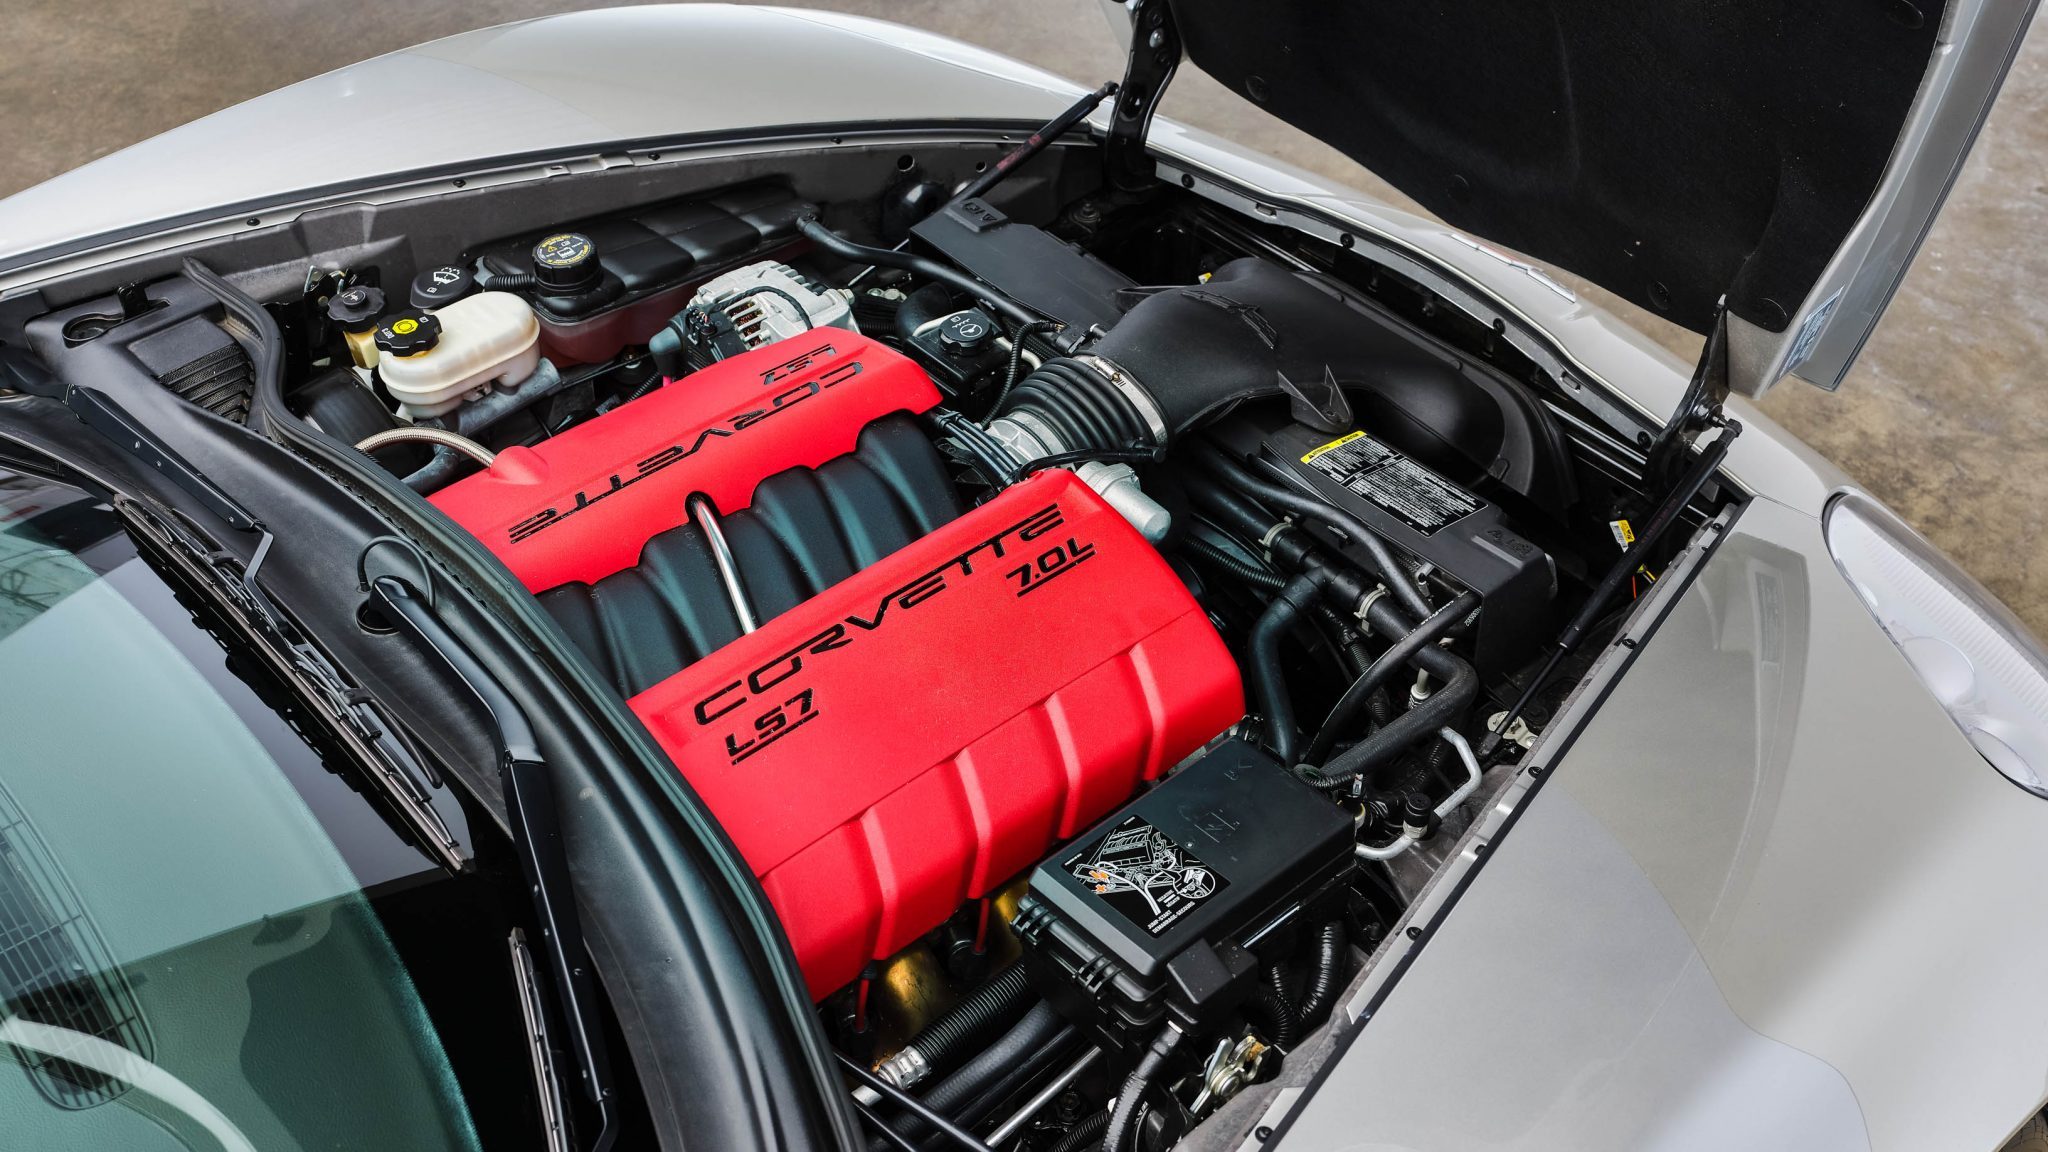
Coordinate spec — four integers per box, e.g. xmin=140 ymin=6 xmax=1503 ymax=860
xmin=0 ymin=467 xmax=520 ymax=1151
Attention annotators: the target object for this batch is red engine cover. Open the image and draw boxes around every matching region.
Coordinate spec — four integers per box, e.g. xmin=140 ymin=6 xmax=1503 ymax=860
xmin=631 ymin=472 xmax=1245 ymax=999
xmin=429 ymin=333 xmax=940 ymax=590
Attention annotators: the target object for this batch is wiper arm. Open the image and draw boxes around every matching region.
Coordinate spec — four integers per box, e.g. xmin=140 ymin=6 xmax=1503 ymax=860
xmin=368 ymin=574 xmax=618 ymax=1152
xmin=120 ymin=500 xmax=462 ymax=867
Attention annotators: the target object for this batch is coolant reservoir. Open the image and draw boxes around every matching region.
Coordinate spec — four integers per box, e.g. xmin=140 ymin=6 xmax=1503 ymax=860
xmin=375 ymin=292 xmax=541 ymax=418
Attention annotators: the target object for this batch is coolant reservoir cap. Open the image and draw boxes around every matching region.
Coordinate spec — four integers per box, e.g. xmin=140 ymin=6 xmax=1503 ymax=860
xmin=531 ymin=232 xmax=601 ymax=294
xmin=325 ymin=284 xmax=386 ymax=333
xmin=374 ymin=309 xmax=443 ymax=357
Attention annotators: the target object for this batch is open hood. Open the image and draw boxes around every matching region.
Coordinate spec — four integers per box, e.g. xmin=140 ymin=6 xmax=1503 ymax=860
xmin=1108 ymin=0 xmax=2039 ymax=398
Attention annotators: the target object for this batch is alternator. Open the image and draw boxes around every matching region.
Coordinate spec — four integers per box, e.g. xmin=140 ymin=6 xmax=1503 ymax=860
xmin=679 ymin=261 xmax=857 ymax=363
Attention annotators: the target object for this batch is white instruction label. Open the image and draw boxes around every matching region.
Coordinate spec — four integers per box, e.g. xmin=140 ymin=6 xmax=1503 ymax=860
xmin=1301 ymin=431 xmax=1481 ymax=537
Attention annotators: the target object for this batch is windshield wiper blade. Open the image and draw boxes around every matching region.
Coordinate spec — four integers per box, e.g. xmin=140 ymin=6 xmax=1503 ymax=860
xmin=120 ymin=499 xmax=463 ymax=868
xmin=510 ymin=929 xmax=575 ymax=1152
xmin=368 ymin=574 xmax=618 ymax=1152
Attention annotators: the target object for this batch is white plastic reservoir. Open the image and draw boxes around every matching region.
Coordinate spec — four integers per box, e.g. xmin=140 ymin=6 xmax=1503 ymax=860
xmin=381 ymin=292 xmax=541 ymax=418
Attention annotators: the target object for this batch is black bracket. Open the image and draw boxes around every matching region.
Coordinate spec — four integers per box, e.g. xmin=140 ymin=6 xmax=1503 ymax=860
xmin=66 ymin=384 xmax=260 ymax=532
xmin=1106 ymin=0 xmax=1183 ymax=194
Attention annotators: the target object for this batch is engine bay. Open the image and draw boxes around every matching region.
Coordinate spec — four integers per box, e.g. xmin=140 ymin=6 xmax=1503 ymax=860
xmin=9 ymin=127 xmax=1734 ymax=1152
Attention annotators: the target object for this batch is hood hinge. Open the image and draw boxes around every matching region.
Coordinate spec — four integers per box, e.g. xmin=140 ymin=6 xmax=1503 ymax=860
xmin=1106 ymin=0 xmax=1183 ymax=193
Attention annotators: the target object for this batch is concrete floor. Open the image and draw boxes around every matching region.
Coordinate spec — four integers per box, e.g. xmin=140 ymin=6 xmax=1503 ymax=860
xmin=4 ymin=1 xmax=2045 ymax=629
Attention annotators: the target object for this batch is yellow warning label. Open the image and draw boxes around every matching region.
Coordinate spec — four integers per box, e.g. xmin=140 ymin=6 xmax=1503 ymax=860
xmin=1302 ymin=430 xmax=1366 ymax=464
xmin=392 ymin=318 xmax=418 ymax=335
xmin=1609 ymin=518 xmax=1636 ymax=548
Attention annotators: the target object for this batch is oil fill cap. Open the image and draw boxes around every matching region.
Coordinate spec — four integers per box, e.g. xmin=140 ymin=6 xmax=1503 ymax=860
xmin=374 ymin=309 xmax=443 ymax=357
xmin=531 ymin=232 xmax=601 ymax=294
xmin=411 ymin=264 xmax=476 ymax=310
xmin=938 ymin=309 xmax=995 ymax=357
xmin=326 ymin=284 xmax=386 ymax=333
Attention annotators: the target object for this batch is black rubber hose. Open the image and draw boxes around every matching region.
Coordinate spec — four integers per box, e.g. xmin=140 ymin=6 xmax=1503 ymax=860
xmin=1241 ymin=970 xmax=1299 ymax=1049
xmin=476 ymin=264 xmax=537 ymax=291
xmin=1181 ymin=534 xmax=1286 ymax=594
xmin=1249 ymin=574 xmax=1324 ymax=765
xmin=1305 ymin=598 xmax=1478 ymax=787
xmin=1365 ymin=685 xmax=1394 ymax=729
xmin=889 ymin=964 xmax=1035 ymax=1086
xmin=922 ymin=1003 xmax=1063 ymax=1114
xmin=1310 ymin=600 xmax=1373 ymax=677
xmin=895 ymin=283 xmax=960 ymax=343
xmin=1049 ymin=1111 xmax=1109 ymax=1152
xmin=1294 ymin=921 xmax=1347 ymax=1027
xmin=878 ymin=1002 xmax=1065 ymax=1150
xmin=1195 ymin=445 xmax=1434 ymax=623
xmin=1104 ymin=1025 xmax=1186 ymax=1152
xmin=841 ymin=1055 xmax=997 ymax=1152
xmin=797 ymin=217 xmax=1044 ymax=329
xmin=1182 ymin=470 xmax=1284 ymax=544
xmin=1302 ymin=590 xmax=1481 ymax=765
xmin=940 ymin=1025 xmax=1082 ymax=1137
xmin=1266 ymin=966 xmax=1301 ymax=1046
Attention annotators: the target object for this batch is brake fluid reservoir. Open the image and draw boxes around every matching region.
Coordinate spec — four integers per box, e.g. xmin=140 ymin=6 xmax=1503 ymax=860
xmin=375 ymin=292 xmax=541 ymax=418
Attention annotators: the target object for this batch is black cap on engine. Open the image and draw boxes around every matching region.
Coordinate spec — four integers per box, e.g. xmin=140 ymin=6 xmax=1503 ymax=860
xmin=531 ymin=232 xmax=602 ymax=295
xmin=411 ymin=264 xmax=476 ymax=310
xmin=937 ymin=309 xmax=996 ymax=357
xmin=373 ymin=309 xmax=442 ymax=357
xmin=325 ymin=284 xmax=386 ymax=333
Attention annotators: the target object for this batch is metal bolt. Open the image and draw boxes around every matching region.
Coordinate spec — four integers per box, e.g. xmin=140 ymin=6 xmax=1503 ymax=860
xmin=1054 ymin=1090 xmax=1084 ymax=1125
xmin=1148 ymin=28 xmax=1166 ymax=48
xmin=1405 ymin=926 xmax=1422 ymax=940
xmin=1255 ymin=1127 xmax=1274 ymax=1142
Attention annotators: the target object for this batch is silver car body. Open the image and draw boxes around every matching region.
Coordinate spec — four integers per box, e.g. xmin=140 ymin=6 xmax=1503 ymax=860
xmin=1 ymin=7 xmax=2038 ymax=1149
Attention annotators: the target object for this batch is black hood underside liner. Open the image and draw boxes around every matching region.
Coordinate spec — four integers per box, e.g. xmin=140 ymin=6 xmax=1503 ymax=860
xmin=1170 ymin=0 xmax=1943 ymax=335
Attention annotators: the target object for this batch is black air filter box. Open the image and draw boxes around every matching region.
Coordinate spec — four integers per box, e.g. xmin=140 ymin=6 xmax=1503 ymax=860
xmin=1015 ymin=740 xmax=1352 ymax=1051
xmin=1215 ymin=415 xmax=1557 ymax=674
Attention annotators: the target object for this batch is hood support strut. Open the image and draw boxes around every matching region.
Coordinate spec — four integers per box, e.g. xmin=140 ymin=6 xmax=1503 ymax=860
xmin=1105 ymin=0 xmax=1182 ymax=194
xmin=1642 ymin=300 xmax=1733 ymax=492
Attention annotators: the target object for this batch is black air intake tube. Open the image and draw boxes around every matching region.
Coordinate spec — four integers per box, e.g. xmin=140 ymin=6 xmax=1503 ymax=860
xmin=1000 ymin=357 xmax=1157 ymax=454
xmin=989 ymin=257 xmax=1387 ymax=451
